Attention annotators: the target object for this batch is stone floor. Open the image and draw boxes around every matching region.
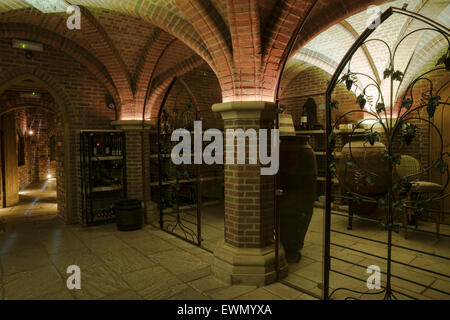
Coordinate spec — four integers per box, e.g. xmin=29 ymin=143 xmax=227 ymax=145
xmin=0 ymin=181 xmax=314 ymax=300
xmin=287 ymin=207 xmax=450 ymax=300
xmin=158 ymin=195 xmax=450 ymax=300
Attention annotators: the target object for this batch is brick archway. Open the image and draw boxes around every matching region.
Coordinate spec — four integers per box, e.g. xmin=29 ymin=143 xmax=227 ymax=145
xmin=0 ymin=67 xmax=74 ymax=222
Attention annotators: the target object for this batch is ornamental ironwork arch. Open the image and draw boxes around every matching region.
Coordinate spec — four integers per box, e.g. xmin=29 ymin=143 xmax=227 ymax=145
xmin=324 ymin=7 xmax=449 ymax=300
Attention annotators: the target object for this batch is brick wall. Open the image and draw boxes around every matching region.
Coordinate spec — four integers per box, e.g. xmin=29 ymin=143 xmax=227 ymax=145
xmin=0 ymin=39 xmax=116 ymax=223
xmin=25 ymin=108 xmax=56 ymax=183
xmin=15 ymin=109 xmax=31 ymax=189
xmin=280 ymin=66 xmax=363 ymax=127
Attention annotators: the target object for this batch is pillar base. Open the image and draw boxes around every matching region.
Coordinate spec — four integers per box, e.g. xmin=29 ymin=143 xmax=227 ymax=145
xmin=212 ymin=241 xmax=288 ymax=286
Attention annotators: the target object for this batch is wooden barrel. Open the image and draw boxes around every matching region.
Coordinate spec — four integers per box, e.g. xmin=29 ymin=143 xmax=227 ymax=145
xmin=279 ymin=135 xmax=317 ymax=262
xmin=114 ymin=199 xmax=143 ymax=231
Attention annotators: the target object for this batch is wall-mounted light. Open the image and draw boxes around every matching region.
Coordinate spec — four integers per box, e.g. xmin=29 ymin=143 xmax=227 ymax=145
xmin=12 ymin=39 xmax=43 ymax=52
xmin=28 ymin=130 xmax=34 ymax=136
xmin=20 ymin=91 xmax=41 ymax=99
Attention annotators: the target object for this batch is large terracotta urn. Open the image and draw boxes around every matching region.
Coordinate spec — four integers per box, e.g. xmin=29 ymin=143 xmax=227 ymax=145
xmin=337 ymin=136 xmax=390 ymax=218
xmin=279 ymin=135 xmax=317 ymax=262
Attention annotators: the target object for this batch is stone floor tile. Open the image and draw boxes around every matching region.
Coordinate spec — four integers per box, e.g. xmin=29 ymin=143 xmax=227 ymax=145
xmin=124 ymin=234 xmax=176 ymax=256
xmin=81 ymin=235 xmax=130 ymax=254
xmin=188 ymin=275 xmax=229 ymax=293
xmin=49 ymin=247 xmax=105 ymax=274
xmin=285 ymin=273 xmax=320 ymax=291
xmin=99 ymin=290 xmax=144 ymax=300
xmin=263 ymin=282 xmax=304 ymax=300
xmin=70 ymin=265 xmax=131 ymax=300
xmin=422 ymin=279 xmax=450 ymax=300
xmin=169 ymin=286 xmax=211 ymax=300
xmin=96 ymin=247 xmax=157 ymax=274
xmin=235 ymin=287 xmax=284 ymax=300
xmin=121 ymin=266 xmax=188 ymax=300
xmin=150 ymin=249 xmax=211 ymax=282
xmin=1 ymin=249 xmax=50 ymax=276
xmin=207 ymin=285 xmax=257 ymax=300
xmin=3 ymin=265 xmax=67 ymax=300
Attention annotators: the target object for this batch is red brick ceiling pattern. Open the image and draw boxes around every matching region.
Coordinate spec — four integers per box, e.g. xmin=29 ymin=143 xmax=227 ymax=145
xmin=0 ymin=0 xmax=423 ymax=119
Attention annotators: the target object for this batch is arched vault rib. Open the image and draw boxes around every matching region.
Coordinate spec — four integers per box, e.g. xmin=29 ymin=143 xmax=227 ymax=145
xmin=339 ymin=20 xmax=381 ymax=84
xmin=80 ymin=6 xmax=133 ymax=102
xmin=0 ymin=22 xmax=120 ymax=104
xmin=146 ymin=56 xmax=205 ymax=119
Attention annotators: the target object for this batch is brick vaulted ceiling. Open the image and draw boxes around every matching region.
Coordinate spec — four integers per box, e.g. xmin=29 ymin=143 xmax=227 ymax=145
xmin=284 ymin=0 xmax=450 ymax=109
xmin=0 ymin=0 xmax=406 ymax=119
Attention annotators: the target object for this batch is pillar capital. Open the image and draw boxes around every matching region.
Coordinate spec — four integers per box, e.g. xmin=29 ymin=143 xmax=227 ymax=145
xmin=212 ymin=101 xmax=275 ymax=121
xmin=110 ymin=120 xmax=156 ymax=131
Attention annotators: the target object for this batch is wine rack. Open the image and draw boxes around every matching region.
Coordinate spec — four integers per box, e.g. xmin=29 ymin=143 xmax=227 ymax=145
xmin=80 ymin=130 xmax=127 ymax=225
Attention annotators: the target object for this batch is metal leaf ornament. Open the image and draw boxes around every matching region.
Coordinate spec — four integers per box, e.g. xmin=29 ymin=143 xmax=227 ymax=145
xmin=365 ymin=131 xmax=379 ymax=146
xmin=340 ymin=73 xmax=354 ymax=91
xmin=426 ymin=95 xmax=441 ymax=118
xmin=377 ymin=197 xmax=386 ymax=209
xmin=346 ymin=160 xmax=355 ymax=168
xmin=436 ymin=50 xmax=450 ymax=71
xmin=330 ymin=100 xmax=339 ymax=110
xmin=383 ymin=67 xmax=393 ymax=79
xmin=436 ymin=158 xmax=448 ymax=174
xmin=376 ymin=103 xmax=385 ymax=114
xmin=401 ymin=98 xmax=413 ymax=110
xmin=356 ymin=94 xmax=366 ymax=109
xmin=392 ymin=70 xmax=404 ymax=81
xmin=364 ymin=173 xmax=376 ymax=185
xmin=329 ymin=162 xmax=337 ymax=174
xmin=403 ymin=123 xmax=418 ymax=145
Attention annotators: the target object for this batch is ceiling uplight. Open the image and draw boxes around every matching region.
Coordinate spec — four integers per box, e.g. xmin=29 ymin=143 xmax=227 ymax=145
xmin=24 ymin=0 xmax=69 ymax=13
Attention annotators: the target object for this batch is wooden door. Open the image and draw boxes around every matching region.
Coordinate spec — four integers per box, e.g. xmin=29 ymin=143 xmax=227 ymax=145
xmin=1 ymin=112 xmax=19 ymax=207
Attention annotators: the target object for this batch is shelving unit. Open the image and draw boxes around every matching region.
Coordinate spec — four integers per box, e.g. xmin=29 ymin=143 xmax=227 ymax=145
xmin=296 ymin=129 xmax=365 ymax=209
xmin=80 ymin=130 xmax=126 ymax=225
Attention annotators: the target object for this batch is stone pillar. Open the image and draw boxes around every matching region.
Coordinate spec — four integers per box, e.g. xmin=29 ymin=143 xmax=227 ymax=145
xmin=111 ymin=120 xmax=158 ymax=223
xmin=211 ymin=101 xmax=288 ymax=285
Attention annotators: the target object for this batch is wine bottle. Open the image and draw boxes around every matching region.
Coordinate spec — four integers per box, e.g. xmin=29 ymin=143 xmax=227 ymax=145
xmin=300 ymin=108 xmax=308 ymax=130
xmin=118 ymin=136 xmax=122 ymax=156
xmin=105 ymin=135 xmax=111 ymax=155
xmin=112 ymin=136 xmax=116 ymax=156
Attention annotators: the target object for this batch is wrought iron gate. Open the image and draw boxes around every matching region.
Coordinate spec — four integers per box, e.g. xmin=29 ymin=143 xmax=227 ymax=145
xmin=156 ymin=77 xmax=202 ymax=245
xmin=323 ymin=7 xmax=450 ymax=300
